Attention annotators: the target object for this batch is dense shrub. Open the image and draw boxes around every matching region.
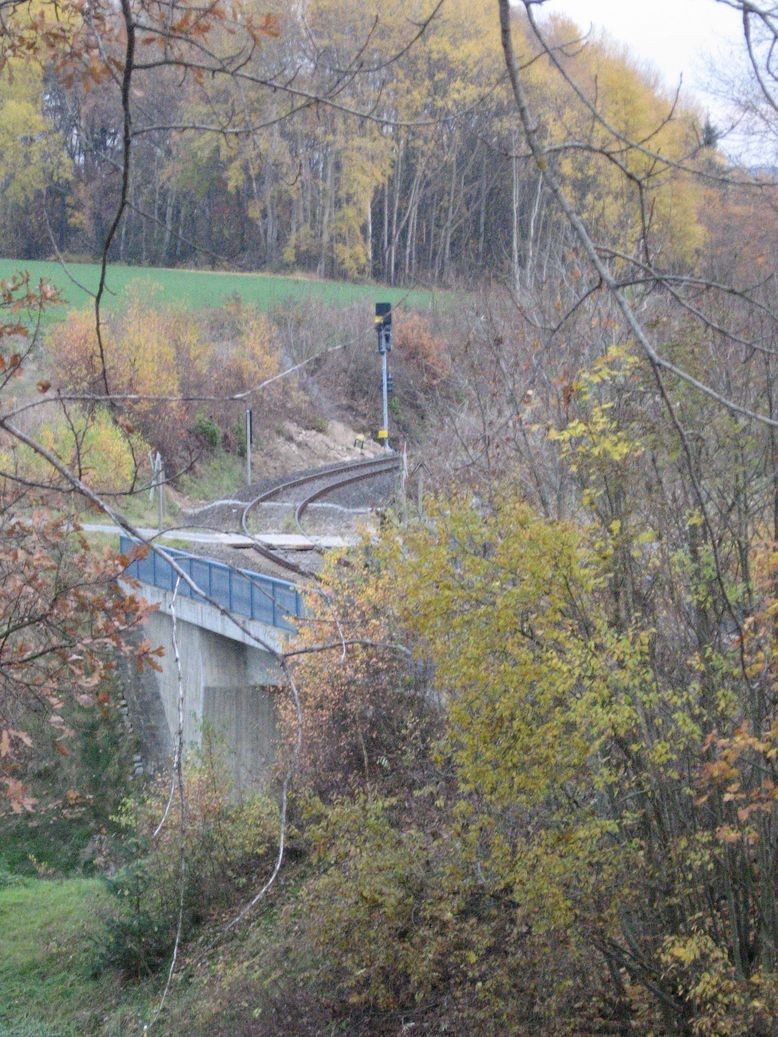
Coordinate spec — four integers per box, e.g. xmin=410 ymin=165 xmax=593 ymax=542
xmin=95 ymin=755 xmax=281 ymax=977
xmin=46 ymin=293 xmax=281 ymax=465
xmin=0 ymin=675 xmax=137 ymax=877
xmin=281 ymin=555 xmax=436 ymax=800
xmin=393 ymin=311 xmax=451 ymax=389
xmin=194 ymin=411 xmax=220 ymax=450
xmin=181 ymin=792 xmax=611 ymax=1037
xmin=0 ymin=405 xmax=149 ymax=494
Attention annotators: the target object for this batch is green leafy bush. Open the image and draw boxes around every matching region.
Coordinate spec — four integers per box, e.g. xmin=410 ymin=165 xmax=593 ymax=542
xmin=0 ymin=858 xmax=23 ymax=889
xmin=194 ymin=412 xmax=220 ymax=450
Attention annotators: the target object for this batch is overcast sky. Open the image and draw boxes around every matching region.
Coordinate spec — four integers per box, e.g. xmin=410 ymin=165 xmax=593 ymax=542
xmin=534 ymin=0 xmax=762 ymax=158
xmin=540 ymin=0 xmax=744 ymax=105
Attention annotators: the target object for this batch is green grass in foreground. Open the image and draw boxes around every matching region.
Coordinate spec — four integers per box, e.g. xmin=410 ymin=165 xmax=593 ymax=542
xmin=0 ymin=258 xmax=438 ymax=317
xmin=0 ymin=878 xmax=151 ymax=1037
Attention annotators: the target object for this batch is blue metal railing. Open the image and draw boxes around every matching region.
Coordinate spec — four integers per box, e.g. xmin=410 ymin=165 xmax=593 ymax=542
xmin=119 ymin=535 xmax=302 ymax=633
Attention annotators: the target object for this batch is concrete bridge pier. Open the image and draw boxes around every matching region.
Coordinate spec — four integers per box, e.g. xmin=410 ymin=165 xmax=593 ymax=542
xmin=122 ymin=582 xmax=291 ymax=790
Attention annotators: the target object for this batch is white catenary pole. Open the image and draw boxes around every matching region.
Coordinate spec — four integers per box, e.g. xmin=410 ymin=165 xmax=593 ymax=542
xmin=245 ymin=408 xmax=253 ymax=485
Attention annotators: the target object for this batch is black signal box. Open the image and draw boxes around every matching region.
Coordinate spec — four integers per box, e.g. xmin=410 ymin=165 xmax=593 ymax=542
xmin=375 ymin=302 xmax=392 ymax=354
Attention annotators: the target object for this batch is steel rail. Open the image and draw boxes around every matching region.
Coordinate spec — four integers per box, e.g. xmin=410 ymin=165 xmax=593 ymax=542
xmin=294 ymin=460 xmax=400 ymax=536
xmin=239 ymin=454 xmax=400 ymax=575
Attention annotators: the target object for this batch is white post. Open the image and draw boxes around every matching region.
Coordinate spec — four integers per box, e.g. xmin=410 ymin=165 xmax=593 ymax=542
xmin=245 ymin=408 xmax=252 ymax=485
xmin=157 ymin=462 xmax=165 ymax=531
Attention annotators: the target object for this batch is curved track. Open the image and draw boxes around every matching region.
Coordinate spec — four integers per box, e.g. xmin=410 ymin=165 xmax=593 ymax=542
xmin=239 ymin=454 xmax=400 ymax=576
xmin=294 ymin=464 xmax=396 ymax=535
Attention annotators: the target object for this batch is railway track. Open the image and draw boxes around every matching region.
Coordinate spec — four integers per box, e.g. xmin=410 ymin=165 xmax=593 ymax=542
xmin=239 ymin=454 xmax=400 ymax=576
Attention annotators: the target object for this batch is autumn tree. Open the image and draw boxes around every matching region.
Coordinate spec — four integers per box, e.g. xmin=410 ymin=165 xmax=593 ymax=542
xmin=0 ymin=55 xmax=69 ymax=257
xmin=0 ymin=6 xmax=775 ymax=1033
xmin=378 ymin=476 xmax=777 ymax=1034
xmin=0 ymin=274 xmax=155 ymax=813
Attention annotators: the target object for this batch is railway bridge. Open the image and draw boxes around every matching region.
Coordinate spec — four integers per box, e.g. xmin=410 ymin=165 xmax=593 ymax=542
xmin=120 ymin=537 xmax=304 ymax=788
xmin=120 ymin=453 xmax=401 ymax=787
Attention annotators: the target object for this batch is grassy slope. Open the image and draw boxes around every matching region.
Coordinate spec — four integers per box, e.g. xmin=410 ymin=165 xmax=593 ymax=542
xmin=0 ymin=873 xmax=286 ymax=1037
xmin=0 ymin=878 xmax=151 ymax=1037
xmin=0 ymin=258 xmax=437 ymax=315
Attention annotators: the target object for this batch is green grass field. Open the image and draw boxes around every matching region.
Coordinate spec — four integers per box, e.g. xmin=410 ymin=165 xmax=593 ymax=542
xmin=0 ymin=877 xmax=152 ymax=1037
xmin=0 ymin=258 xmax=438 ymax=317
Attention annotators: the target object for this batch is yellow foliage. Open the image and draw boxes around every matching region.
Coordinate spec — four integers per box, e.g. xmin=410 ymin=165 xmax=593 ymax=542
xmin=224 ymin=310 xmax=279 ymax=390
xmin=10 ymin=405 xmax=147 ymax=493
xmin=660 ymin=929 xmax=777 ymax=1036
xmin=523 ymin=18 xmax=706 ymax=265
xmin=47 ymin=295 xmax=282 ymax=460
xmin=0 ymin=58 xmax=68 ymax=206
xmin=112 ymin=292 xmax=180 ymax=409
